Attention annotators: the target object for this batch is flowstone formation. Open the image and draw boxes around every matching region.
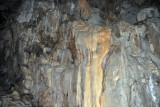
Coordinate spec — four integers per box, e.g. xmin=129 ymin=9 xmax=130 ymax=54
xmin=0 ymin=0 xmax=160 ymax=107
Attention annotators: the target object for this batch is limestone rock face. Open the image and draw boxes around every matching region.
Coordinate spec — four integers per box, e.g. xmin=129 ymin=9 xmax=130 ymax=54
xmin=137 ymin=7 xmax=160 ymax=22
xmin=120 ymin=1 xmax=138 ymax=24
xmin=0 ymin=0 xmax=160 ymax=107
xmin=102 ymin=21 xmax=160 ymax=107
xmin=145 ymin=18 xmax=160 ymax=57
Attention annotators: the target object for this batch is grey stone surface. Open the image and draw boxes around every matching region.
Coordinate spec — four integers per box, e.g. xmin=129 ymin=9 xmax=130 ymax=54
xmin=137 ymin=7 xmax=160 ymax=22
xmin=0 ymin=0 xmax=160 ymax=107
xmin=17 ymin=0 xmax=34 ymax=23
xmin=120 ymin=1 xmax=138 ymax=24
xmin=87 ymin=8 xmax=103 ymax=25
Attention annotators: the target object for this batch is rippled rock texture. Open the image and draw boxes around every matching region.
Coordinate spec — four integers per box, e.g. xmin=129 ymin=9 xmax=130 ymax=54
xmin=0 ymin=0 xmax=160 ymax=107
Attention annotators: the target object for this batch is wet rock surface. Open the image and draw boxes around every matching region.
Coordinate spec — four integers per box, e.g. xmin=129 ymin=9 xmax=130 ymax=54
xmin=0 ymin=0 xmax=160 ymax=107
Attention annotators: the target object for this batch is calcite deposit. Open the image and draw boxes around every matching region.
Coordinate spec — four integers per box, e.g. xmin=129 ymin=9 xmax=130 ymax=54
xmin=0 ymin=0 xmax=160 ymax=107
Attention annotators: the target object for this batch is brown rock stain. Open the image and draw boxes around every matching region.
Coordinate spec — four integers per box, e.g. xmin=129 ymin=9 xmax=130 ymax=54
xmin=134 ymin=35 xmax=140 ymax=47
xmin=67 ymin=37 xmax=77 ymax=60
xmin=38 ymin=89 xmax=54 ymax=106
xmin=79 ymin=0 xmax=91 ymax=20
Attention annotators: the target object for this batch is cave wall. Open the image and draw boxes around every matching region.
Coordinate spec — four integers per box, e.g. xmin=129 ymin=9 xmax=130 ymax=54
xmin=0 ymin=0 xmax=160 ymax=107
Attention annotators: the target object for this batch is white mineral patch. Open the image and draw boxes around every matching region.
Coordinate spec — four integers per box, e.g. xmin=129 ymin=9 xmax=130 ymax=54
xmin=149 ymin=76 xmax=158 ymax=107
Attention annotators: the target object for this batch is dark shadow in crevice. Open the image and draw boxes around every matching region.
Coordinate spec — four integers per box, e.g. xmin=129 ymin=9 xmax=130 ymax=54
xmin=0 ymin=0 xmax=24 ymax=96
